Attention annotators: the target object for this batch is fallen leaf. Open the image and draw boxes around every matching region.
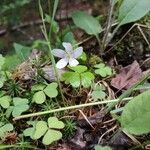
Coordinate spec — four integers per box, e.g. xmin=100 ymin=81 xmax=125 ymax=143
xmin=70 ymin=127 xmax=86 ymax=149
xmin=111 ymin=61 xmax=143 ymax=90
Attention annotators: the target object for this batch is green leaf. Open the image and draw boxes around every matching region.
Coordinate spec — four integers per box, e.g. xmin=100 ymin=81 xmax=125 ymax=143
xmin=71 ymin=11 xmax=102 ymax=35
xmin=42 ymin=129 xmax=62 ymax=145
xmin=12 ymin=97 xmax=29 ymax=117
xmin=2 ymin=54 xmax=21 ymax=71
xmin=0 ymin=123 xmax=13 ymax=138
xmin=70 ymin=65 xmax=87 ymax=73
xmin=0 ymin=96 xmax=11 ymax=109
xmin=33 ymin=91 xmax=46 ymax=104
xmin=31 ymin=84 xmax=46 ymax=91
xmin=95 ymin=145 xmax=112 ymax=150
xmin=13 ymin=43 xmax=31 ymax=61
xmin=91 ymin=90 xmax=106 ymax=101
xmin=94 ymin=63 xmax=112 ymax=77
xmin=23 ymin=127 xmax=35 ymax=138
xmin=45 ymin=14 xmax=59 ymax=33
xmin=33 ymin=121 xmax=48 ymax=139
xmin=63 ymin=32 xmax=76 ymax=44
xmin=118 ymin=0 xmax=150 ymax=25
xmin=62 ymin=66 xmax=95 ymax=88
xmin=0 ymin=54 xmax=5 ymax=70
xmin=81 ymin=72 xmax=95 ymax=88
xmin=120 ymin=90 xmax=150 ymax=135
xmin=48 ymin=117 xmax=65 ymax=129
xmin=69 ymin=73 xmax=81 ymax=88
xmin=44 ymin=82 xmax=58 ymax=98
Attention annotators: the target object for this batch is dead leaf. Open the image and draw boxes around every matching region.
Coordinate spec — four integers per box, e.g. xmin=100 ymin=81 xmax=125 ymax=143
xmin=111 ymin=61 xmax=143 ymax=90
xmin=70 ymin=127 xmax=86 ymax=149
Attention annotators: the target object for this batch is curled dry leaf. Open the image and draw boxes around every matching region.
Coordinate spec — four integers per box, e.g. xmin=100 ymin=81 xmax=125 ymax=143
xmin=111 ymin=61 xmax=143 ymax=90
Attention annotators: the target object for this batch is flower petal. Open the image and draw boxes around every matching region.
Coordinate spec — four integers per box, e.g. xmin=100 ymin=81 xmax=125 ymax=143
xmin=62 ymin=42 xmax=73 ymax=54
xmin=56 ymin=58 xmax=68 ymax=69
xmin=52 ymin=49 xmax=66 ymax=58
xmin=73 ymin=47 xmax=83 ymax=58
xmin=69 ymin=58 xmax=79 ymax=67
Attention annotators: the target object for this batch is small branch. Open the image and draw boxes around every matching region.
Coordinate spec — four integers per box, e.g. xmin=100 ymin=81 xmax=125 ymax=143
xmin=13 ymin=97 xmax=132 ymax=121
xmin=102 ymin=0 xmax=115 ymax=50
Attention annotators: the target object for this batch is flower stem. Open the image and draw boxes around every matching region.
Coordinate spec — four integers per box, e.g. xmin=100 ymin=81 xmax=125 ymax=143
xmin=38 ymin=0 xmax=65 ymax=104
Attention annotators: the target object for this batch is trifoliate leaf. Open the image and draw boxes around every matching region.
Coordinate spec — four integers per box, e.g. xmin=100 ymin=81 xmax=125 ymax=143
xmin=95 ymin=145 xmax=112 ymax=150
xmin=42 ymin=129 xmax=62 ymax=145
xmin=33 ymin=121 xmax=48 ymax=139
xmin=23 ymin=127 xmax=35 ymax=138
xmin=48 ymin=117 xmax=65 ymax=129
xmin=69 ymin=72 xmax=80 ymax=88
xmin=0 ymin=96 xmax=11 ymax=109
xmin=31 ymin=84 xmax=46 ymax=91
xmin=81 ymin=72 xmax=95 ymax=88
xmin=33 ymin=91 xmax=46 ymax=104
xmin=44 ymin=82 xmax=58 ymax=98
xmin=91 ymin=90 xmax=106 ymax=101
xmin=70 ymin=65 xmax=87 ymax=73
xmin=12 ymin=97 xmax=29 ymax=117
xmin=0 ymin=123 xmax=13 ymax=138
xmin=94 ymin=63 xmax=112 ymax=77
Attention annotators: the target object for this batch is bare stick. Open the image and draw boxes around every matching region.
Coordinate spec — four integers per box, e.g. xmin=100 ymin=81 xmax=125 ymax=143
xmin=102 ymin=0 xmax=115 ymax=50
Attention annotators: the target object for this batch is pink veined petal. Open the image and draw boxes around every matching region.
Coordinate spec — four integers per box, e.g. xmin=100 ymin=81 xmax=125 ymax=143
xmin=62 ymin=42 xmax=73 ymax=54
xmin=56 ymin=58 xmax=68 ymax=69
xmin=69 ymin=58 xmax=79 ymax=67
xmin=73 ymin=47 xmax=83 ymax=58
xmin=52 ymin=49 xmax=66 ymax=58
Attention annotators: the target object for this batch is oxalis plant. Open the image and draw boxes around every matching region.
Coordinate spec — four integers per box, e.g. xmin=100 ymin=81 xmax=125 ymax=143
xmin=0 ymin=0 xmax=150 ymax=148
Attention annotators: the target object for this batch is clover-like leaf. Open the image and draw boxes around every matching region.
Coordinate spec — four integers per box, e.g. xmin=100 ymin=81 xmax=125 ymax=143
xmin=91 ymin=90 xmax=106 ymax=101
xmin=0 ymin=123 xmax=13 ymax=138
xmin=42 ymin=129 xmax=62 ymax=145
xmin=33 ymin=121 xmax=48 ymax=139
xmin=44 ymin=82 xmax=58 ymax=98
xmin=12 ymin=97 xmax=29 ymax=117
xmin=0 ymin=96 xmax=11 ymax=109
xmin=94 ymin=63 xmax=112 ymax=77
xmin=31 ymin=84 xmax=46 ymax=91
xmin=24 ymin=117 xmax=64 ymax=145
xmin=81 ymin=72 xmax=95 ymax=88
xmin=95 ymin=145 xmax=112 ymax=150
xmin=33 ymin=91 xmax=46 ymax=104
xmin=23 ymin=121 xmax=37 ymax=138
xmin=61 ymin=65 xmax=95 ymax=88
xmin=48 ymin=117 xmax=65 ymax=129
xmin=69 ymin=65 xmax=87 ymax=73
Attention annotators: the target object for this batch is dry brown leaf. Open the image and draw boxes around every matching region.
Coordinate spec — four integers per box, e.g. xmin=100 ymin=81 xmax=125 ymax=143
xmin=111 ymin=61 xmax=143 ymax=90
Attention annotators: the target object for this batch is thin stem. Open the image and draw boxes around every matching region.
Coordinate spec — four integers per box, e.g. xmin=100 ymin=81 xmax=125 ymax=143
xmin=95 ymin=34 xmax=102 ymax=56
xmin=38 ymin=0 xmax=65 ymax=103
xmin=13 ymin=97 xmax=132 ymax=121
xmin=102 ymin=0 xmax=115 ymax=50
xmin=48 ymin=0 xmax=59 ymax=40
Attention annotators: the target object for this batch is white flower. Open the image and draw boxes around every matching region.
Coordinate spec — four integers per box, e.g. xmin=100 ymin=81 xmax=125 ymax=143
xmin=52 ymin=42 xmax=83 ymax=69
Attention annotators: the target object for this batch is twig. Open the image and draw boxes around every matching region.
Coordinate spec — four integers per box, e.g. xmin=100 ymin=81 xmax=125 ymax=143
xmin=102 ymin=0 xmax=115 ymax=50
xmin=137 ymin=25 xmax=150 ymax=48
xmin=98 ymin=125 xmax=117 ymax=144
xmin=13 ymin=97 xmax=132 ymax=121
xmin=105 ymin=23 xmax=150 ymax=54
